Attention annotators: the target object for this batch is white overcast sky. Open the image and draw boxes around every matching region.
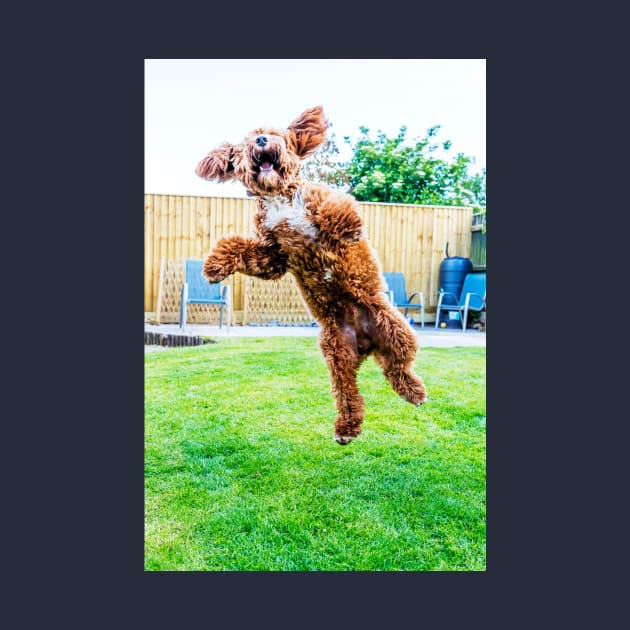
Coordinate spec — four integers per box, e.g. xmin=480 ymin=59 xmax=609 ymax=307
xmin=145 ymin=59 xmax=486 ymax=198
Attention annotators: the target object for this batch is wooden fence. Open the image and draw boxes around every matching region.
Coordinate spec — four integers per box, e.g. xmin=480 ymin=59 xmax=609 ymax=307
xmin=144 ymin=193 xmax=473 ymax=323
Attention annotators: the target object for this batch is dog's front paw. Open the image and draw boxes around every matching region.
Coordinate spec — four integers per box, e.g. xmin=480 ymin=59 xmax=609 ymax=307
xmin=202 ymin=258 xmax=229 ymax=283
xmin=203 ymin=270 xmax=227 ymax=283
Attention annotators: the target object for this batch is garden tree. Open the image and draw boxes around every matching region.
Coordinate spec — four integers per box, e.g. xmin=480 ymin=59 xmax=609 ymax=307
xmin=300 ymin=132 xmax=351 ymax=190
xmin=342 ymin=125 xmax=486 ymax=208
xmin=305 ymin=124 xmax=486 ymax=209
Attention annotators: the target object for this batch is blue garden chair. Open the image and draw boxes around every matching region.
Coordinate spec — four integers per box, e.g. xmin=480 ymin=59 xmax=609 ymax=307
xmin=179 ymin=259 xmax=231 ymax=332
xmin=382 ymin=272 xmax=425 ymax=327
xmin=435 ymin=271 xmax=486 ymax=331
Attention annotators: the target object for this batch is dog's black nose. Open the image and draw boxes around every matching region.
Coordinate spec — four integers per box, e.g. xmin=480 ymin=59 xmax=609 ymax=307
xmin=255 ymin=135 xmax=268 ymax=147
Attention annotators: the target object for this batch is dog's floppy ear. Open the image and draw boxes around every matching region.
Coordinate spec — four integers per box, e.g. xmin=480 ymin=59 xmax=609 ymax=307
xmin=195 ymin=143 xmax=239 ymax=182
xmin=287 ymin=106 xmax=328 ymax=159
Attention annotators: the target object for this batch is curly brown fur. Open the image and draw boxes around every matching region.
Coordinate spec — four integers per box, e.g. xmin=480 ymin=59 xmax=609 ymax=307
xmin=196 ymin=106 xmax=427 ymax=444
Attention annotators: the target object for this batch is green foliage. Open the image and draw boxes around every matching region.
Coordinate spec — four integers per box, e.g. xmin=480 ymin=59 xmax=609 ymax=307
xmin=302 ymin=123 xmax=486 ymax=213
xmin=145 ymin=337 xmax=486 ymax=571
xmin=341 ymin=124 xmax=486 ymax=207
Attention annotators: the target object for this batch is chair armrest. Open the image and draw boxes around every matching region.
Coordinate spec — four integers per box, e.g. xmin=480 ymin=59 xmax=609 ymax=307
xmin=181 ymin=282 xmax=189 ymax=302
xmin=463 ymin=292 xmax=485 ymax=309
xmin=436 ymin=291 xmax=458 ymax=309
xmin=407 ymin=291 xmax=424 ymax=306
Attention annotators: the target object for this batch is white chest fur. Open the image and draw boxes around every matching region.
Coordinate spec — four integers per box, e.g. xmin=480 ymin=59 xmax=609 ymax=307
xmin=262 ymin=189 xmax=318 ymax=238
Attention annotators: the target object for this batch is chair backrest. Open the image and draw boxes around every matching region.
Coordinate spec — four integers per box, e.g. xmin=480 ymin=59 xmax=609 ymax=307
xmin=458 ymin=272 xmax=486 ymax=309
xmin=185 ymin=259 xmax=222 ymax=300
xmin=382 ymin=272 xmax=408 ymax=303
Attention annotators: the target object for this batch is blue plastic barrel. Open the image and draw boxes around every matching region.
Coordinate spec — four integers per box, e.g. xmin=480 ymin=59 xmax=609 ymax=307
xmin=438 ymin=243 xmax=473 ymax=306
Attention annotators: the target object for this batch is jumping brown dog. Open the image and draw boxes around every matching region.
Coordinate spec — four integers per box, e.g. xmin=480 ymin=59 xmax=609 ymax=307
xmin=195 ymin=106 xmax=427 ymax=444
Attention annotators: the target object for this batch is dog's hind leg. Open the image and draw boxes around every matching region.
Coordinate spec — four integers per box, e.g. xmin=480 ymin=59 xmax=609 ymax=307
xmin=372 ymin=309 xmax=427 ymax=407
xmin=319 ymin=324 xmax=366 ymax=445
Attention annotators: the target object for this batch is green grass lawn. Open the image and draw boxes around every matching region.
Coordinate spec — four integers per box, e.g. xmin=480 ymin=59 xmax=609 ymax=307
xmin=145 ymin=337 xmax=486 ymax=571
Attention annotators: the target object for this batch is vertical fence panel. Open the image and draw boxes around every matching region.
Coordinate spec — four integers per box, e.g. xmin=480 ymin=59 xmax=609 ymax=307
xmin=158 ymin=196 xmax=169 ymax=307
xmin=144 ymin=195 xmax=153 ymax=312
xmin=204 ymin=196 xmax=214 ymax=256
xmin=430 ymin=208 xmax=444 ymax=303
xmin=181 ymin=195 xmax=189 ymax=260
xmin=424 ymin=207 xmax=433 ymax=300
xmin=144 ymin=195 xmax=473 ymax=317
xmin=410 ymin=204 xmax=421 ymax=294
